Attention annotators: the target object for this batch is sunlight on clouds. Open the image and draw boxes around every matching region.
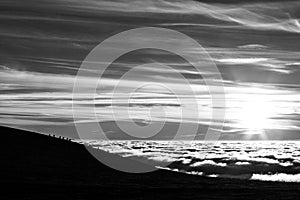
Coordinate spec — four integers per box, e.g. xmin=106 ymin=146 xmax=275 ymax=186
xmin=233 ymin=94 xmax=275 ymax=135
xmin=0 ymin=0 xmax=299 ymax=139
xmin=1 ymin=64 xmax=300 ymax=138
xmin=251 ymin=173 xmax=300 ymax=182
xmin=216 ymin=58 xmax=269 ymax=64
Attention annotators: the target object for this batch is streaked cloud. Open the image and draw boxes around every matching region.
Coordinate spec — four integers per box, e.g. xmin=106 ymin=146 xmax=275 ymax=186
xmin=0 ymin=0 xmax=299 ymax=139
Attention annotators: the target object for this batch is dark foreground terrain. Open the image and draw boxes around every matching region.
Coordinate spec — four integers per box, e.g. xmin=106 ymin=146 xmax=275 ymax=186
xmin=0 ymin=126 xmax=299 ymax=200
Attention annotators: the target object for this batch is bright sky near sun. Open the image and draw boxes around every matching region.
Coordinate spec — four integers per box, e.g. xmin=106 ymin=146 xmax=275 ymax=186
xmin=0 ymin=0 xmax=300 ymax=140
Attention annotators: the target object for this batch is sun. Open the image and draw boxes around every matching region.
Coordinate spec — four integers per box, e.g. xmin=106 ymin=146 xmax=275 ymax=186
xmin=236 ymin=95 xmax=275 ymax=136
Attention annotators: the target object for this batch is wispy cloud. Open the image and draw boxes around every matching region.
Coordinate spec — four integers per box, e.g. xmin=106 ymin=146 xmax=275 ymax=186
xmin=0 ymin=0 xmax=300 ymax=139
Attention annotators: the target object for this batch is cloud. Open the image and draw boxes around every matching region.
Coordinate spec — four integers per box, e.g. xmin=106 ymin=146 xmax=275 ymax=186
xmin=238 ymin=44 xmax=268 ymax=49
xmin=0 ymin=0 xmax=300 ymax=139
xmin=190 ymin=160 xmax=227 ymax=167
xmin=251 ymin=173 xmax=300 ymax=182
xmin=216 ymin=57 xmax=298 ymax=74
xmin=216 ymin=58 xmax=268 ymax=64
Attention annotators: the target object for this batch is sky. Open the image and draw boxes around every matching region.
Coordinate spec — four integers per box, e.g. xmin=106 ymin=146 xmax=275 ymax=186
xmin=0 ymin=0 xmax=300 ymax=140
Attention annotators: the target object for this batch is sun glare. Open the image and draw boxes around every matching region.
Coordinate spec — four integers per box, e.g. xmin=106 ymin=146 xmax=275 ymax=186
xmin=236 ymin=95 xmax=275 ymax=136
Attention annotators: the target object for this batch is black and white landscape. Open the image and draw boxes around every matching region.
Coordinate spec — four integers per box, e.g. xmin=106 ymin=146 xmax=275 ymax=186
xmin=0 ymin=0 xmax=300 ymax=199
